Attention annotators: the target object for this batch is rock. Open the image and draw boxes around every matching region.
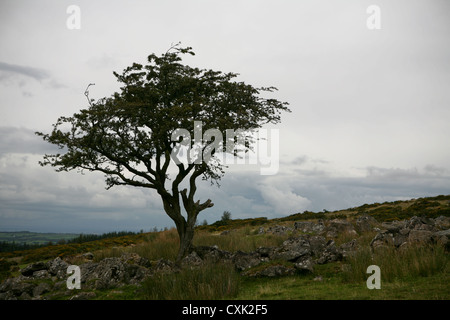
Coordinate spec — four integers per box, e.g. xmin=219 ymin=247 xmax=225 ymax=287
xmin=294 ymin=220 xmax=325 ymax=234
xmin=408 ymin=229 xmax=433 ymax=244
xmin=69 ymin=292 xmax=96 ymax=300
xmin=266 ymin=225 xmax=293 ymax=235
xmin=294 ymin=256 xmax=314 ymax=273
xmin=82 ymin=252 xmax=94 ymax=260
xmin=80 ymin=255 xmax=152 ymax=290
xmin=33 ymin=270 xmax=50 ymax=279
xmin=325 ymin=219 xmax=356 ymax=238
xmin=435 ymin=216 xmax=450 ymax=229
xmin=33 ymin=282 xmax=52 ymax=297
xmin=0 ymin=277 xmax=35 ymax=297
xmin=313 ymin=275 xmax=323 ymax=282
xmin=232 ymin=251 xmax=262 ymax=271
xmin=269 ymin=236 xmax=311 ymax=262
xmin=381 ymin=221 xmax=406 ymax=234
xmin=432 ymin=229 xmax=450 ymax=250
xmin=154 ymin=259 xmax=178 ymax=274
xmin=47 ymin=257 xmax=70 ymax=279
xmin=120 ymin=252 xmax=151 ymax=268
xmin=181 ymin=251 xmax=203 ymax=268
xmin=255 ymin=247 xmax=275 ymax=259
xmin=370 ymin=231 xmax=395 ymax=249
xmin=340 ymin=239 xmax=358 ymax=258
xmin=355 ymin=215 xmax=378 ymax=233
xmin=306 ymin=235 xmax=327 ymax=257
xmin=317 ymin=240 xmax=342 ymax=264
xmin=405 ymin=216 xmax=436 ymax=231
xmin=20 ymin=261 xmax=47 ymax=277
xmin=194 ymin=245 xmax=233 ymax=263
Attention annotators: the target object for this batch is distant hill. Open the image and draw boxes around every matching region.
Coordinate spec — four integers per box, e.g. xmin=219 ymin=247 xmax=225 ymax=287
xmin=0 ymin=231 xmax=79 ymax=245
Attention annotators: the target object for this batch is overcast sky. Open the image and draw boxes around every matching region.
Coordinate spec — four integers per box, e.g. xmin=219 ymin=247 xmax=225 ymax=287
xmin=1 ymin=0 xmax=449 ymax=234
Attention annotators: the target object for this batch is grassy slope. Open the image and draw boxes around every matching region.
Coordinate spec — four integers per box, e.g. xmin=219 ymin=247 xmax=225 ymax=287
xmin=1 ymin=195 xmax=449 ymax=300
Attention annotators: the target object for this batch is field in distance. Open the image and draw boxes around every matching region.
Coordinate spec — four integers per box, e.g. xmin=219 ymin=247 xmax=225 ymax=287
xmin=0 ymin=231 xmax=79 ymax=245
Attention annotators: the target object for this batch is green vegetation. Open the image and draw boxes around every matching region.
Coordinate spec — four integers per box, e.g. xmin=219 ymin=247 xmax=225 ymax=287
xmin=140 ymin=262 xmax=241 ymax=300
xmin=1 ymin=195 xmax=449 ymax=300
xmin=0 ymin=231 xmax=79 ymax=251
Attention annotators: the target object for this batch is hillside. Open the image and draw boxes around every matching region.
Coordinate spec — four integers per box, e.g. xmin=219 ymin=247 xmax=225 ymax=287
xmin=0 ymin=194 xmax=449 ymax=300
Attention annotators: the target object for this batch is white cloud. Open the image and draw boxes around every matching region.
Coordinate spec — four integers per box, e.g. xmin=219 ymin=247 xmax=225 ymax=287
xmin=258 ymin=182 xmax=311 ymax=216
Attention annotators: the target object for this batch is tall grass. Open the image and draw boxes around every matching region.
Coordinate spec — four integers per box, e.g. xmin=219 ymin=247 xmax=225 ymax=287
xmin=342 ymin=244 xmax=449 ymax=283
xmin=193 ymin=228 xmax=288 ymax=252
xmin=131 ymin=228 xmax=179 ymax=261
xmin=141 ymin=262 xmax=241 ymax=300
xmin=89 ymin=226 xmax=289 ymax=263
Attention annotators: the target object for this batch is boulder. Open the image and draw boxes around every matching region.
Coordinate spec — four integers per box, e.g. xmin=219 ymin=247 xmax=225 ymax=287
xmin=432 ymin=229 xmax=450 ymax=250
xmin=294 ymin=256 xmax=314 ymax=273
xmin=20 ymin=262 xmax=47 ymax=277
xmin=33 ymin=282 xmax=52 ymax=297
xmin=294 ymin=220 xmax=325 ymax=234
xmin=305 ymin=235 xmax=327 ymax=256
xmin=266 ymin=225 xmax=293 ymax=235
xmin=434 ymin=216 xmax=450 ymax=229
xmin=46 ymin=257 xmax=70 ymax=279
xmin=408 ymin=229 xmax=433 ymax=244
xmin=194 ymin=245 xmax=233 ymax=263
xmin=325 ymin=219 xmax=356 ymax=238
xmin=317 ymin=240 xmax=343 ymax=264
xmin=370 ymin=231 xmax=395 ymax=249
xmin=355 ymin=215 xmax=378 ymax=233
xmin=79 ymin=254 xmax=152 ymax=290
xmin=181 ymin=251 xmax=203 ymax=268
xmin=269 ymin=236 xmax=311 ymax=262
xmin=339 ymin=239 xmax=359 ymax=258
xmin=232 ymin=251 xmax=262 ymax=271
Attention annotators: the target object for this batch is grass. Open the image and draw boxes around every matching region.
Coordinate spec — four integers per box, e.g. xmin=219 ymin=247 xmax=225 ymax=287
xmin=235 ymin=271 xmax=449 ymax=300
xmin=342 ymin=244 xmax=448 ymax=283
xmin=139 ymin=261 xmax=241 ymax=300
xmin=86 ymin=225 xmax=448 ymax=300
xmin=2 ymin=195 xmax=449 ymax=300
xmin=236 ymin=243 xmax=449 ymax=300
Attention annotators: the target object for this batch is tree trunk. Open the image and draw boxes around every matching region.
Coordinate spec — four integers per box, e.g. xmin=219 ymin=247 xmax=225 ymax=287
xmin=160 ymin=189 xmax=213 ymax=263
xmin=176 ymin=220 xmax=195 ymax=263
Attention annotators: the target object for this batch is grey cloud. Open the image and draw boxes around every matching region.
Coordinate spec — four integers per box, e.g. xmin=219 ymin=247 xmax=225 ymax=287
xmin=0 ymin=126 xmax=59 ymax=156
xmin=0 ymin=61 xmax=66 ymax=89
xmin=0 ymin=61 xmax=49 ymax=81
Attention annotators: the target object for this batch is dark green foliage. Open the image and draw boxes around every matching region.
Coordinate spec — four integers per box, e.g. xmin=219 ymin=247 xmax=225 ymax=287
xmin=35 ymin=44 xmax=290 ymax=261
xmin=0 ymin=259 xmax=17 ymax=282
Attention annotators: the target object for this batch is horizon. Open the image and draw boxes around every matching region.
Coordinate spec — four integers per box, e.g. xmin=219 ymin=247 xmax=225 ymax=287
xmin=1 ymin=193 xmax=448 ymax=234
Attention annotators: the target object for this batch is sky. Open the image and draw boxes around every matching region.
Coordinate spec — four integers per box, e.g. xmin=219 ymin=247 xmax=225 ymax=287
xmin=0 ymin=0 xmax=449 ymax=234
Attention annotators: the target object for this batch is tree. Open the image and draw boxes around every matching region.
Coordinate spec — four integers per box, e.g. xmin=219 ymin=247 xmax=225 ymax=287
xmin=36 ymin=44 xmax=290 ymax=262
xmin=221 ymin=211 xmax=232 ymax=223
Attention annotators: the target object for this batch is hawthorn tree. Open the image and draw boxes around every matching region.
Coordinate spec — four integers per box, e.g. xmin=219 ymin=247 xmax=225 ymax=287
xmin=36 ymin=45 xmax=290 ymax=262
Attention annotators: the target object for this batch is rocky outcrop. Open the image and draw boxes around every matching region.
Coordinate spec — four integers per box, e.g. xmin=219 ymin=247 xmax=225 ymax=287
xmin=0 ymin=253 xmax=152 ymax=300
xmin=370 ymin=216 xmax=450 ymax=250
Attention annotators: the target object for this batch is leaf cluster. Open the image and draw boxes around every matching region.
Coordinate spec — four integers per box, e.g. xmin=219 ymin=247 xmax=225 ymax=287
xmin=36 ymin=45 xmax=290 ymax=191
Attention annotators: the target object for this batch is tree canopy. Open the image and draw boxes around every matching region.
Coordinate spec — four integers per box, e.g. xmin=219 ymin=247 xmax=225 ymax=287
xmin=36 ymin=44 xmax=290 ymax=261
